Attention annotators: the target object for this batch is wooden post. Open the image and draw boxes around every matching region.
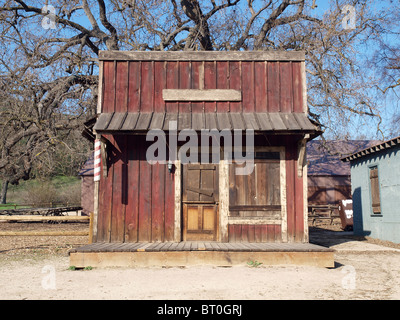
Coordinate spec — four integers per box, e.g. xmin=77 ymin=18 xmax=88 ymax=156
xmin=93 ymin=60 xmax=103 ymax=243
xmin=297 ymin=134 xmax=310 ymax=242
xmin=301 ymin=59 xmax=310 ymax=242
xmin=279 ymin=146 xmax=288 ymax=242
xmin=219 ymin=159 xmax=229 ymax=242
xmin=89 ymin=212 xmax=94 ymax=244
xmin=92 ymin=132 xmax=101 ymax=243
xmin=174 ymin=160 xmax=181 ymax=242
xmin=303 ymin=148 xmax=309 ymax=243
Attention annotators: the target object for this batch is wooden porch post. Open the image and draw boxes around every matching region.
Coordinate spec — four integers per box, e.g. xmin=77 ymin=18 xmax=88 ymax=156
xmin=219 ymin=159 xmax=229 ymax=242
xmin=174 ymin=160 xmax=181 ymax=242
xmin=92 ymin=132 xmax=101 ymax=243
xmin=92 ymin=60 xmax=103 ymax=243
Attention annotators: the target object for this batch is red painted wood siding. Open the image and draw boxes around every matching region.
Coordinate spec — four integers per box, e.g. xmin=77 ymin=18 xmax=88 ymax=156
xmin=97 ymin=60 xmax=307 ymax=243
xmin=228 ymin=224 xmax=282 ymax=243
xmin=101 ymin=60 xmax=304 ymax=113
xmin=96 ymin=135 xmax=175 ymax=242
xmin=97 ymin=136 xmax=306 ymax=243
xmin=285 ymin=136 xmax=305 ymax=242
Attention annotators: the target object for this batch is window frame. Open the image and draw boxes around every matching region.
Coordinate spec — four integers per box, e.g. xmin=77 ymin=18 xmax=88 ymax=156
xmin=227 ymin=146 xmax=286 ymax=219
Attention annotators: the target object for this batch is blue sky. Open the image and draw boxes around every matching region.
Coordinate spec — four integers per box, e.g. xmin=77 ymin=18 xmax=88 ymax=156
xmin=306 ymin=0 xmax=399 ymax=140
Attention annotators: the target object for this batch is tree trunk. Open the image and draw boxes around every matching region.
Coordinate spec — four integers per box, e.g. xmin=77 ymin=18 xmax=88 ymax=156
xmin=1 ymin=180 xmax=9 ymax=204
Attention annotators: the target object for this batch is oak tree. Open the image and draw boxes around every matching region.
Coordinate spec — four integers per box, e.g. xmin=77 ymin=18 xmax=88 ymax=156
xmin=0 ymin=0 xmax=394 ymax=202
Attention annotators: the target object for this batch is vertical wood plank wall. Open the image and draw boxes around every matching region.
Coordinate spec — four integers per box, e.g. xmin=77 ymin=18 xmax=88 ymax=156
xmin=97 ymin=59 xmax=307 ymax=243
xmin=97 ymin=136 xmax=176 ymax=242
xmin=101 ymin=60 xmax=304 ymax=114
xmin=97 ymin=137 xmax=305 ymax=243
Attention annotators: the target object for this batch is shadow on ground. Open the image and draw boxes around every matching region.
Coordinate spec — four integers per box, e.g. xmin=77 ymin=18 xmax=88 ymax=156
xmin=309 ymin=226 xmax=367 ymax=248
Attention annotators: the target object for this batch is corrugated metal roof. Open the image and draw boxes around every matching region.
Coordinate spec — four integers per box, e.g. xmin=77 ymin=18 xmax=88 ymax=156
xmin=93 ymin=112 xmax=319 ymax=133
xmin=341 ymin=136 xmax=400 ymax=162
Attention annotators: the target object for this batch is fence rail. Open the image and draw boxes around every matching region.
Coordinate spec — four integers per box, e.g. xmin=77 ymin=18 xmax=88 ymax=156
xmin=0 ymin=231 xmax=89 ymax=236
xmin=0 ymin=212 xmax=94 ymax=242
xmin=308 ymin=205 xmax=340 ymax=225
xmin=0 ymin=202 xmax=81 ymax=209
xmin=0 ymin=215 xmax=89 ymax=222
xmin=0 ymin=206 xmax=82 ymax=216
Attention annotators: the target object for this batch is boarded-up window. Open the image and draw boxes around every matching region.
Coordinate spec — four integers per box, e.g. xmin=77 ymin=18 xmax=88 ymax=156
xmin=369 ymin=166 xmax=381 ymax=214
xmin=229 ymin=153 xmax=281 ymax=219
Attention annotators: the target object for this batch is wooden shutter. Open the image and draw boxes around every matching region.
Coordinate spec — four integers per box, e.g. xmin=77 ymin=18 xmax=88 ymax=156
xmin=229 ymin=157 xmax=281 ymax=218
xmin=369 ymin=167 xmax=381 ymax=214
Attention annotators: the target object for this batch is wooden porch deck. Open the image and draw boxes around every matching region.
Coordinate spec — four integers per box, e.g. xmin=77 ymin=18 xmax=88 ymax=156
xmin=69 ymin=242 xmax=335 ymax=268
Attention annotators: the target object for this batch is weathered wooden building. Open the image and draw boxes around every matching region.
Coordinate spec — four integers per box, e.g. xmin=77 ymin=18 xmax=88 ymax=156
xmin=89 ymin=50 xmax=322 ymax=243
xmin=70 ymin=51 xmax=335 ymax=268
xmin=342 ymin=136 xmax=400 ymax=244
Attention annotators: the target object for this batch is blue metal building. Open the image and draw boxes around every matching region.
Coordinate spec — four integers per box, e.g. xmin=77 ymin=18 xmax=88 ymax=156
xmin=342 ymin=136 xmax=400 ymax=243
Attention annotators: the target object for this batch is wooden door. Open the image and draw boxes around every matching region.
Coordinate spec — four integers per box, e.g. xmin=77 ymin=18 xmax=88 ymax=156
xmin=182 ymin=164 xmax=219 ymax=241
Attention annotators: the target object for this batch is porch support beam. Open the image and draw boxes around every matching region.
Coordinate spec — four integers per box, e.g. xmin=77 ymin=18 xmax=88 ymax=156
xmin=174 ymin=160 xmax=182 ymax=242
xmin=219 ymin=159 xmax=229 ymax=242
xmin=297 ymin=134 xmax=309 ymax=178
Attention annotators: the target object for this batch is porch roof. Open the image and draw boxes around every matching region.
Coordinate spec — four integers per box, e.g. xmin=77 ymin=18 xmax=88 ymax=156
xmin=93 ymin=112 xmax=321 ymax=134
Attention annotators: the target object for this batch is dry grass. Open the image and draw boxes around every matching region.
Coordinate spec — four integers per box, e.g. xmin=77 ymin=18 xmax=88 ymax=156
xmin=5 ymin=176 xmax=81 ymax=207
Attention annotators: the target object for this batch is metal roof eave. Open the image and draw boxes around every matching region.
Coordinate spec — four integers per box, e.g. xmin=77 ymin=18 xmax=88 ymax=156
xmin=93 ymin=112 xmax=321 ymax=134
xmin=341 ymin=136 xmax=400 ymax=162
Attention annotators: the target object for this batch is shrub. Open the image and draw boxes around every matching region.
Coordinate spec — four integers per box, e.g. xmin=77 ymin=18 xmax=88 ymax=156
xmin=25 ymin=180 xmax=59 ymax=207
xmin=58 ymin=181 xmax=81 ymax=206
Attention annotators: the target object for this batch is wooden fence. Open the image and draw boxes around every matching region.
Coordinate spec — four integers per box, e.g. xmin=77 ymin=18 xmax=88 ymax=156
xmin=0 ymin=212 xmax=94 ymax=243
xmin=308 ymin=205 xmax=340 ymax=225
xmin=0 ymin=205 xmax=82 ymax=216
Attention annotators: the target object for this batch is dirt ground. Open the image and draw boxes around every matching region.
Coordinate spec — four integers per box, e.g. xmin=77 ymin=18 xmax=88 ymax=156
xmin=1 ymin=219 xmax=400 ymax=300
